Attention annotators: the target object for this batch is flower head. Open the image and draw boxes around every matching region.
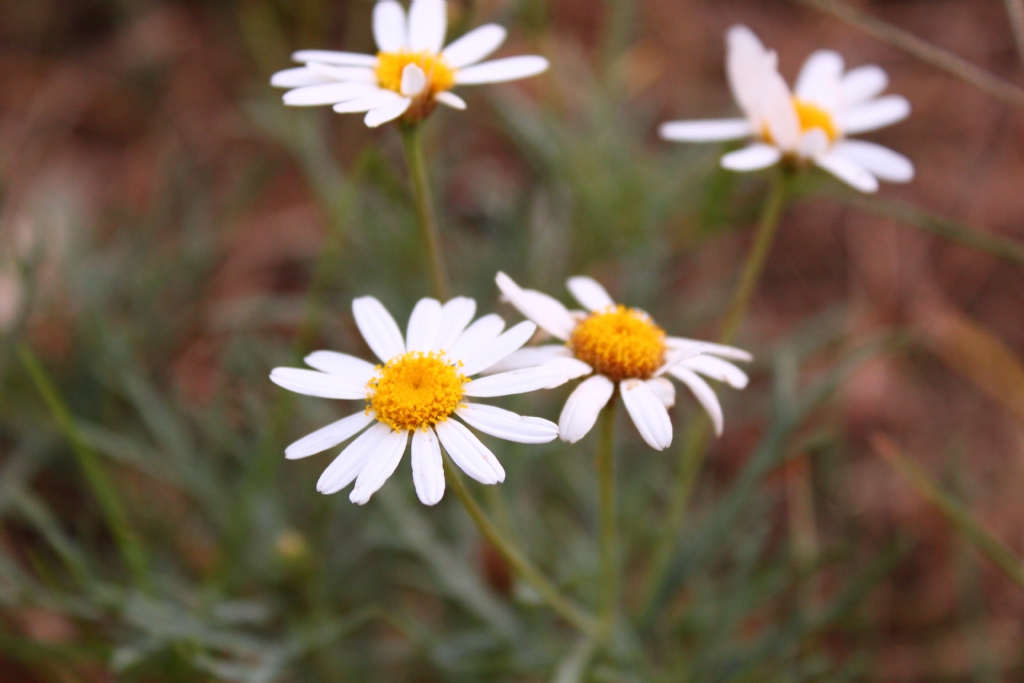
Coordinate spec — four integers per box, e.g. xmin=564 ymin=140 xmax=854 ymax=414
xmin=271 ymin=296 xmax=581 ymax=505
xmin=659 ymin=25 xmax=914 ymax=193
xmin=271 ymin=0 xmax=549 ymax=127
xmin=491 ymin=273 xmax=753 ymax=450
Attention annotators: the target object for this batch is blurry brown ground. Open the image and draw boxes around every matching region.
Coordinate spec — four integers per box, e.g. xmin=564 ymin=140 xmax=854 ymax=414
xmin=2 ymin=0 xmax=1024 ymax=680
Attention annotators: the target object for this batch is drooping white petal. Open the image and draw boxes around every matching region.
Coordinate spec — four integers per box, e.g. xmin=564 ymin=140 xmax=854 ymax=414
xmin=814 ymin=152 xmax=879 ymax=193
xmin=442 ymin=24 xmax=507 ymax=68
xmin=841 ymin=65 xmax=888 ymax=106
xmin=566 ymin=276 xmax=615 ymax=312
xmin=460 ymin=321 xmax=537 ymax=377
xmin=447 ymin=314 xmax=505 ymax=365
xmin=621 ymin=378 xmax=673 ymax=450
xmin=405 ymin=298 xmax=442 ymax=352
xmin=454 ymin=56 xmax=549 ymax=85
xmin=842 ymin=95 xmax=910 ymax=134
xmin=794 ymin=50 xmax=844 ymax=104
xmin=668 ymin=366 xmax=725 ymax=436
xmin=464 ymin=361 xmax=584 ymax=397
xmin=271 ymin=67 xmax=332 ymax=88
xmin=283 ymin=83 xmax=379 ymax=106
xmin=353 ymin=296 xmax=406 ymax=363
xmin=350 ymin=428 xmax=409 ymax=504
xmin=333 ymin=89 xmax=406 ymax=113
xmin=304 ymin=351 xmax=376 ymax=384
xmin=495 ymin=272 xmax=576 ymax=340
xmin=292 ymin=50 xmax=379 ymax=67
xmin=435 ymin=419 xmax=505 ymax=484
xmin=306 ymin=63 xmax=378 ymax=83
xmin=456 ymin=403 xmax=558 ymax=444
xmin=411 ymin=428 xmax=445 ymax=505
xmin=645 ymin=377 xmax=676 ymax=408
xmin=286 ymin=411 xmax=375 ymax=459
xmin=831 ymin=140 xmax=914 ymax=183
xmin=434 ymin=91 xmax=467 ymax=109
xmin=400 ymin=63 xmax=428 ymax=97
xmin=317 ymin=422 xmax=392 ymax=494
xmin=270 ymin=368 xmax=367 ymax=400
xmin=558 ymin=375 xmax=615 ymax=444
xmin=408 ymin=0 xmax=447 ymax=54
xmin=761 ymin=70 xmax=800 ymax=150
xmin=364 ymin=98 xmax=413 ymax=127
xmin=658 ymin=119 xmax=753 ymax=142
xmin=720 ymin=143 xmax=782 ymax=172
xmin=435 ymin=297 xmax=477 ymax=351
xmin=726 ymin=24 xmax=774 ymax=118
xmin=681 ymin=355 xmax=749 ymax=389
xmin=482 ymin=345 xmax=572 ymax=374
xmin=373 ymin=0 xmax=408 ymax=53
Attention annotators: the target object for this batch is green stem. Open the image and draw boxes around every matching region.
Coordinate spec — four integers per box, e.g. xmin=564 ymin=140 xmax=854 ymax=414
xmin=596 ymin=399 xmax=618 ymax=639
xmin=18 ymin=344 xmax=149 ymax=582
xmin=400 ymin=123 xmax=450 ymax=300
xmin=442 ymin=456 xmax=598 ymax=636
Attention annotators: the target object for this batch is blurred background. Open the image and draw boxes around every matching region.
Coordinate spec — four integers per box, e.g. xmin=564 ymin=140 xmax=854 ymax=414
xmin=2 ymin=0 xmax=1024 ymax=680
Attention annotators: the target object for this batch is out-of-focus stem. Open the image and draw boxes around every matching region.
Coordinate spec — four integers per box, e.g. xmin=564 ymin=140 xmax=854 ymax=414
xmin=596 ymin=399 xmax=618 ymax=640
xmin=400 ymin=123 xmax=451 ymax=301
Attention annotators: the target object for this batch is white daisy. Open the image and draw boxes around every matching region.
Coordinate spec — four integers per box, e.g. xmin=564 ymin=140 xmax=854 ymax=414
xmin=491 ymin=273 xmax=753 ymax=451
xmin=659 ymin=25 xmax=914 ymax=193
xmin=270 ymin=0 xmax=549 ymax=127
xmin=271 ymin=296 xmax=585 ymax=505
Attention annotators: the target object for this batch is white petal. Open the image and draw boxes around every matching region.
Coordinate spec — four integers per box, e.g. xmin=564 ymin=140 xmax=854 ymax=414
xmin=831 ymin=140 xmax=914 ymax=183
xmin=558 ymin=375 xmax=615 ymax=444
xmin=726 ymin=24 xmax=774 ymax=117
xmin=668 ymin=366 xmax=724 ymax=436
xmin=317 ymin=422 xmax=392 ymax=494
xmin=306 ymin=63 xmax=378 ymax=83
xmin=405 ymin=298 xmax=442 ymax=352
xmin=364 ymin=98 xmax=412 ymax=127
xmin=400 ymin=63 xmax=428 ymax=97
xmin=411 ymin=428 xmax=445 ymax=505
xmin=621 ymin=379 xmax=673 ymax=450
xmin=797 ymin=128 xmax=830 ymax=160
xmin=566 ymin=276 xmax=615 ymax=312
xmin=761 ymin=70 xmax=800 ymax=150
xmin=408 ymin=0 xmax=447 ymax=54
xmin=271 ymin=67 xmax=331 ymax=88
xmin=447 ymin=314 xmax=505 ymax=365
xmin=286 ymin=411 xmax=374 ymax=459
xmin=435 ymin=297 xmax=477 ymax=351
xmin=540 ymin=358 xmax=595 ymax=388
xmin=434 ymin=91 xmax=467 ymax=109
xmin=842 ymin=95 xmax=910 ymax=134
xmin=270 ymin=368 xmax=367 ymax=400
xmin=350 ymin=428 xmax=409 ymax=504
xmin=658 ymin=119 xmax=753 ymax=142
xmin=720 ymin=143 xmax=782 ymax=172
xmin=842 ymin=65 xmax=888 ymax=106
xmin=482 ymin=344 xmax=572 ymax=374
xmin=373 ymin=0 xmax=408 ymax=52
xmin=292 ymin=50 xmax=378 ymax=67
xmin=454 ymin=56 xmax=549 ymax=85
xmin=681 ymin=355 xmax=749 ymax=389
xmin=460 ymin=321 xmax=537 ymax=377
xmin=435 ymin=419 xmax=505 ymax=484
xmin=304 ymin=351 xmax=376 ymax=383
xmin=333 ymin=89 xmax=406 ymax=113
xmin=456 ymin=404 xmax=558 ymax=444
xmin=442 ymin=24 xmax=507 ymax=68
xmin=353 ymin=296 xmax=405 ymax=362
xmin=814 ymin=152 xmax=879 ymax=193
xmin=645 ymin=377 xmax=676 ymax=408
xmin=668 ymin=337 xmax=752 ymax=362
xmin=283 ymin=83 xmax=379 ymax=106
xmin=495 ymin=272 xmax=576 ymax=340
xmin=464 ymin=361 xmax=585 ymax=397
xmin=794 ymin=50 xmax=844 ymax=104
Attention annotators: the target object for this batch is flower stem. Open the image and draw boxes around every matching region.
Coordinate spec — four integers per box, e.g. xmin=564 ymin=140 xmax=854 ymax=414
xmin=639 ymin=172 xmax=789 ymax=619
xmin=596 ymin=399 xmax=618 ymax=639
xmin=400 ymin=123 xmax=451 ymax=301
xmin=442 ymin=455 xmax=598 ymax=636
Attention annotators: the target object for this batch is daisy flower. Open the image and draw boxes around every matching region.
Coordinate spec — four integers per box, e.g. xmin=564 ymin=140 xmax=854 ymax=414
xmin=491 ymin=273 xmax=752 ymax=451
xmin=659 ymin=25 xmax=914 ymax=193
xmin=270 ymin=0 xmax=549 ymax=127
xmin=271 ymin=296 xmax=585 ymax=505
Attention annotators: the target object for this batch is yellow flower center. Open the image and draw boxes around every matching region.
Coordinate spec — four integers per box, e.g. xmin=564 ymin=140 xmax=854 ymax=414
xmin=375 ymin=50 xmax=455 ymax=95
xmin=761 ymin=98 xmax=840 ymax=145
xmin=368 ymin=351 xmax=468 ymax=432
xmin=569 ymin=306 xmax=666 ymax=381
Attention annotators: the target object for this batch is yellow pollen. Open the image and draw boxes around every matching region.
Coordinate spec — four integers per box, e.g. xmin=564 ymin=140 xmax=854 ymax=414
xmin=761 ymin=98 xmax=840 ymax=144
xmin=368 ymin=351 xmax=467 ymax=432
xmin=569 ymin=306 xmax=666 ymax=381
xmin=375 ymin=50 xmax=455 ymax=95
